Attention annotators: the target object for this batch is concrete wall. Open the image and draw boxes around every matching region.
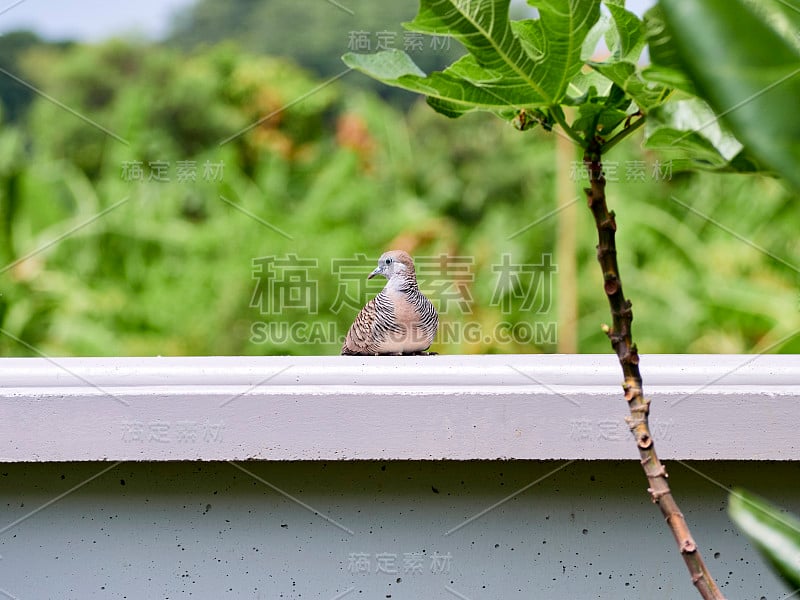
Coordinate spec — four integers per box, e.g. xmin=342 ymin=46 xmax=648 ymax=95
xmin=1 ymin=460 xmax=798 ymax=599
xmin=2 ymin=355 xmax=799 ymax=461
xmin=2 ymin=355 xmax=799 ymax=598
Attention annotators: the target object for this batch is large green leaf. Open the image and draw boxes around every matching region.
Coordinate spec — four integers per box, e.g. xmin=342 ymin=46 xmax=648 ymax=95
xmin=641 ymin=5 xmax=695 ymax=95
xmin=659 ymin=0 xmax=800 ymax=190
xmin=639 ymin=4 xmax=699 ymax=102
xmin=729 ymin=489 xmax=800 ymax=589
xmin=644 ymin=98 xmax=765 ymax=173
xmin=343 ymin=0 xmax=600 ymax=119
xmin=645 ymin=98 xmax=741 ymax=162
xmin=343 ymin=50 xmax=544 ymax=118
xmin=742 ymin=0 xmax=800 ymax=53
xmin=604 ymin=2 xmax=645 ymax=62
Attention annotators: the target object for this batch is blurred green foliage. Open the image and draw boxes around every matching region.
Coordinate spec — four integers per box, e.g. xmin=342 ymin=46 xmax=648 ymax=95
xmin=0 ymin=35 xmax=797 ymax=357
xmin=0 ymin=31 xmax=73 ymax=123
xmin=167 ymin=0 xmax=466 ymax=105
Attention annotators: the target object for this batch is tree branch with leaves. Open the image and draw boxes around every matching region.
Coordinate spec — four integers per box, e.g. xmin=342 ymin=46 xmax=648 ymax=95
xmin=344 ymin=0 xmax=800 ymax=597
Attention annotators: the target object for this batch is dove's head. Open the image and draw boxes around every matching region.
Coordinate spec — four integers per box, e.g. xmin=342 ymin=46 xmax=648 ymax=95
xmin=368 ymin=250 xmax=415 ymax=281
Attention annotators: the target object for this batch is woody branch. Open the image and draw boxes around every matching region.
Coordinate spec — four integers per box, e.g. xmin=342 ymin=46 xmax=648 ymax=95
xmin=583 ymin=142 xmax=725 ymax=600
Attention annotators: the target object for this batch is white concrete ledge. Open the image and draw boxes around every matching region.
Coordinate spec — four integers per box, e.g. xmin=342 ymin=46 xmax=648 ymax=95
xmin=1 ymin=354 xmax=798 ymax=462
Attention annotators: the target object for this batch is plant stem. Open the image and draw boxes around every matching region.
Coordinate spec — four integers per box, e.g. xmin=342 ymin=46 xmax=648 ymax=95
xmin=550 ymin=106 xmax=585 ymax=147
xmin=583 ymin=143 xmax=725 ymax=600
xmin=602 ymin=114 xmax=646 ymax=154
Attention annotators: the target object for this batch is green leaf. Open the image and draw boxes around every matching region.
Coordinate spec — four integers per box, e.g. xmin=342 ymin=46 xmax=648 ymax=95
xmin=581 ymin=13 xmax=612 ymax=62
xmin=729 ymin=489 xmax=800 ymax=589
xmin=642 ymin=6 xmax=681 ymax=72
xmin=583 ymin=2 xmax=665 ymax=120
xmin=590 ymin=60 xmax=667 ymax=111
xmin=344 ymin=50 xmax=550 ymax=118
xmin=573 ymin=104 xmax=628 ymax=139
xmin=344 ymin=48 xmax=426 ymax=80
xmin=640 ymin=65 xmax=694 ymax=96
xmin=604 ymin=2 xmax=645 ymax=62
xmin=641 ymin=5 xmax=696 ymax=95
xmin=659 ymin=0 xmax=800 ymax=189
xmin=343 ymin=0 xmax=601 ymax=120
xmin=566 ymin=68 xmax=613 ymax=104
xmin=644 ymin=98 xmax=754 ymax=171
xmin=742 ymin=0 xmax=800 ymax=53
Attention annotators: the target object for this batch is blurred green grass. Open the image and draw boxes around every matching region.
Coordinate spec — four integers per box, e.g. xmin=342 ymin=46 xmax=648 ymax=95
xmin=0 ymin=40 xmax=797 ymax=356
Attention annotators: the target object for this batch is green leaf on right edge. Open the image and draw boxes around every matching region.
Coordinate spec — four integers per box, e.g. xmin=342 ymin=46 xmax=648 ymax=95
xmin=729 ymin=489 xmax=800 ymax=589
xmin=641 ymin=5 xmax=696 ymax=95
xmin=645 ymin=98 xmax=739 ymax=166
xmin=659 ymin=0 xmax=800 ymax=190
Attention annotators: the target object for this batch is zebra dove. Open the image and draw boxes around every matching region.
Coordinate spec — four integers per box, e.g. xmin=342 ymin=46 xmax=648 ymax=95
xmin=341 ymin=250 xmax=438 ymax=355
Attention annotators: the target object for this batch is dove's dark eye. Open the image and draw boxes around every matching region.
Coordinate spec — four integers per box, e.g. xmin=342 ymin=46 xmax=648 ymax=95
xmin=385 ymin=258 xmax=392 ymax=265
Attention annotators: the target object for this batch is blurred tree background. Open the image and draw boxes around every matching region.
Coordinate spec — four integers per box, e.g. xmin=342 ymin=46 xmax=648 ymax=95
xmin=0 ymin=0 xmax=797 ymax=356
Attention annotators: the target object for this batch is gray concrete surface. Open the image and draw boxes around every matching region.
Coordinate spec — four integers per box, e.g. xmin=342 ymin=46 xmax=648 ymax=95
xmin=1 ymin=460 xmax=797 ymax=599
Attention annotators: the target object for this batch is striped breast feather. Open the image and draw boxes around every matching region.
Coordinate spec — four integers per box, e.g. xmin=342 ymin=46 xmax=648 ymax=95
xmin=342 ymin=297 xmax=377 ymax=354
xmin=411 ymin=289 xmax=438 ymax=337
xmin=342 ymin=292 xmax=396 ymax=354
